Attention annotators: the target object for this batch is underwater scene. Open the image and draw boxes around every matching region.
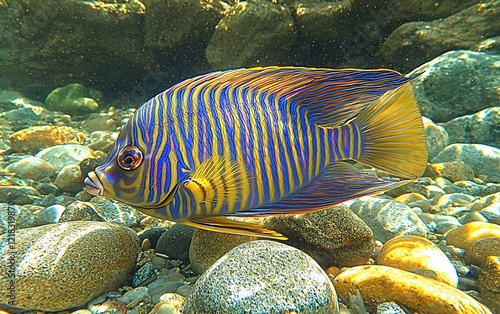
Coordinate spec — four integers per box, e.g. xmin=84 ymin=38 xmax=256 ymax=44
xmin=0 ymin=0 xmax=499 ymax=313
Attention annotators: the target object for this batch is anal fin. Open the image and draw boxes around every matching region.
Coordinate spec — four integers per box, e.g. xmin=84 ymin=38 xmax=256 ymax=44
xmin=183 ymin=217 xmax=287 ymax=240
xmin=236 ymin=162 xmax=410 ymax=216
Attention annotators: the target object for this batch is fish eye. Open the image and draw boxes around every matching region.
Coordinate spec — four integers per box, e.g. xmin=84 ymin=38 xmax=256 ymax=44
xmin=117 ymin=145 xmax=143 ymax=171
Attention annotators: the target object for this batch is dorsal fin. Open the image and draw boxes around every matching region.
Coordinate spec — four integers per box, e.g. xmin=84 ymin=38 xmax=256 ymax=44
xmin=171 ymin=67 xmax=409 ymax=127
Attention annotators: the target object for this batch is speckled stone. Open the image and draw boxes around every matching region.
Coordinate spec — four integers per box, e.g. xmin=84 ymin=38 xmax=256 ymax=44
xmin=36 ymin=144 xmax=95 ymax=172
xmin=0 ymin=221 xmax=139 ymax=311
xmin=334 ymin=265 xmax=491 ymax=314
xmin=5 ymin=156 xmax=55 ymax=181
xmin=378 ymin=235 xmax=458 ymax=287
xmin=431 ymin=161 xmax=475 ymax=182
xmin=445 ymin=221 xmax=500 ymax=250
xmin=8 ymin=125 xmax=85 ymax=154
xmin=479 ymin=256 xmax=500 ymax=313
xmin=54 ymin=164 xmax=83 ymax=193
xmin=432 ymin=144 xmax=500 ymax=183
xmin=45 ymin=83 xmax=100 ymax=115
xmin=155 ymin=224 xmax=194 ymax=262
xmin=0 ymin=203 xmax=35 ymax=235
xmin=133 ymin=262 xmax=156 ymax=287
xmin=466 ymin=238 xmax=500 ymax=267
xmin=264 ymin=204 xmax=374 ymax=267
xmin=189 ymin=228 xmax=256 ymax=274
xmin=33 ymin=204 xmax=66 ymax=226
xmin=423 ymin=117 xmax=449 ymax=160
xmin=350 ymin=197 xmax=429 ymax=242
xmin=186 ymin=240 xmax=339 ymax=313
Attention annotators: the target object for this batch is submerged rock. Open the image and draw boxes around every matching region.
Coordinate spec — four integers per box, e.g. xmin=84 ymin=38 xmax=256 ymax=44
xmin=479 ymin=256 xmax=500 ymax=312
xmin=333 ymin=265 xmax=492 ymax=314
xmin=350 ymin=197 xmax=429 ymax=242
xmin=432 ymin=144 xmax=500 ymax=183
xmin=189 ymin=228 xmax=255 ymax=274
xmin=442 ymin=107 xmax=500 ymax=149
xmin=378 ymin=235 xmax=458 ymax=287
xmin=36 ymin=144 xmax=95 ymax=172
xmin=380 ymin=2 xmax=500 ymax=71
xmin=5 ymin=156 xmax=55 ymax=181
xmin=45 ymin=83 xmax=100 ymax=115
xmin=0 ymin=221 xmax=139 ymax=311
xmin=409 ymin=50 xmax=500 ymax=123
xmin=186 ymin=240 xmax=339 ymax=313
xmin=8 ymin=125 xmax=85 ymax=154
xmin=264 ymin=204 xmax=374 ymax=267
xmin=206 ymin=1 xmax=296 ymax=69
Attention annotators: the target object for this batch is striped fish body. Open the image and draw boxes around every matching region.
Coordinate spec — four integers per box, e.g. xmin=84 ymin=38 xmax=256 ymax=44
xmin=85 ymin=67 xmax=427 ymax=239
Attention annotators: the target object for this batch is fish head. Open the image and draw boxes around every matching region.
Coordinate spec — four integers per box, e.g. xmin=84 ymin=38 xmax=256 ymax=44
xmin=84 ymin=107 xmax=180 ymax=210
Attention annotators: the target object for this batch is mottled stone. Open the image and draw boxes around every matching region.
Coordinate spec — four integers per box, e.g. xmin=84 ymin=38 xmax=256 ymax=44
xmin=0 ymin=203 xmax=35 ymax=235
xmin=144 ymin=0 xmax=225 ymax=50
xmin=0 ymin=186 xmax=35 ymax=205
xmin=408 ymin=51 xmax=500 ymax=123
xmin=442 ymin=107 xmax=500 ymax=149
xmin=432 ymin=144 xmax=500 ymax=183
xmin=431 ymin=162 xmax=474 ymax=182
xmin=433 ymin=193 xmax=475 ymax=216
xmin=0 ymin=221 xmax=139 ymax=311
xmin=8 ymin=125 xmax=85 ymax=154
xmin=33 ymin=204 xmax=66 ymax=226
xmin=189 ymin=228 xmax=256 ymax=274
xmin=378 ymin=235 xmax=458 ymax=287
xmin=36 ymin=144 xmax=95 ymax=172
xmin=417 ymin=213 xmax=461 ymax=234
xmin=466 ymin=238 xmax=500 ymax=267
xmin=446 ymin=221 xmax=500 ymax=251
xmin=381 ymin=3 xmax=500 ymax=72
xmin=80 ymin=113 xmax=119 ymax=132
xmin=423 ymin=117 xmax=449 ymax=160
xmin=350 ymin=197 xmax=429 ymax=242
xmin=54 ymin=164 xmax=83 ymax=193
xmin=186 ymin=240 xmax=339 ymax=313
xmin=479 ymin=256 xmax=500 ymax=313
xmin=155 ymin=224 xmax=194 ymax=262
xmin=206 ymin=1 xmax=296 ymax=69
xmin=264 ymin=204 xmax=374 ymax=267
xmin=133 ymin=262 xmax=156 ymax=287
xmin=117 ymin=286 xmax=150 ymax=304
xmin=334 ymin=265 xmax=491 ymax=314
xmin=5 ymin=156 xmax=55 ymax=181
xmin=60 ymin=198 xmax=141 ymax=228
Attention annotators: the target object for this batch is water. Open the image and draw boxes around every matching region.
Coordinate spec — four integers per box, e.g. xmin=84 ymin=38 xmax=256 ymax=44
xmin=0 ymin=0 xmax=499 ymax=313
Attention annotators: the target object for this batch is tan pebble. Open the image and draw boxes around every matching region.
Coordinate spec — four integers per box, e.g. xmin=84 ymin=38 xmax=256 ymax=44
xmin=333 ymin=265 xmax=492 ymax=314
xmin=189 ymin=228 xmax=256 ymax=274
xmin=479 ymin=256 xmax=500 ymax=313
xmin=431 ymin=161 xmax=474 ymax=182
xmin=378 ymin=235 xmax=458 ymax=287
xmin=70 ymin=310 xmax=93 ymax=314
xmin=445 ymin=222 xmax=500 ymax=250
xmin=466 ymin=238 xmax=500 ymax=266
xmin=394 ymin=193 xmax=427 ymax=205
xmin=142 ymin=238 xmax=152 ymax=251
xmin=325 ymin=266 xmax=341 ymax=277
xmin=8 ymin=125 xmax=85 ymax=154
xmin=150 ymin=293 xmax=186 ymax=314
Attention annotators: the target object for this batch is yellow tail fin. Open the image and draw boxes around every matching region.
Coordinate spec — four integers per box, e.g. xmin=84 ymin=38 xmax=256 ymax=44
xmin=353 ymin=82 xmax=428 ymax=179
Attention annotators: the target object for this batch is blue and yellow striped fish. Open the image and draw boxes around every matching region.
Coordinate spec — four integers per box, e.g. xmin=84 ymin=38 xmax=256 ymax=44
xmin=85 ymin=67 xmax=427 ymax=239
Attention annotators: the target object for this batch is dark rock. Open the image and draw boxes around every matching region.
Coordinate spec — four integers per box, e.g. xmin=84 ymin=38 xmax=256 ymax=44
xmin=133 ymin=262 xmax=156 ymax=287
xmin=264 ymin=204 xmax=375 ymax=267
xmin=380 ymin=2 xmax=500 ymax=71
xmin=138 ymin=227 xmax=168 ymax=249
xmin=156 ymin=224 xmax=194 ymax=262
xmin=206 ymin=1 xmax=296 ymax=69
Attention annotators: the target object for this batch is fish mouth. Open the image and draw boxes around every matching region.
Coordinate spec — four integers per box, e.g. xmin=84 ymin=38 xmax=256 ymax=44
xmin=84 ymin=171 xmax=104 ymax=196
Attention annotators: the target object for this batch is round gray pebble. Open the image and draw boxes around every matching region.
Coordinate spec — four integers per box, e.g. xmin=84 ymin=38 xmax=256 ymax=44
xmin=185 ymin=240 xmax=339 ymax=313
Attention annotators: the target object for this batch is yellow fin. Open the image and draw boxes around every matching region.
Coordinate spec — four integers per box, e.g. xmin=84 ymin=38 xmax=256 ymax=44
xmin=183 ymin=155 xmax=251 ymax=215
xmin=183 ymin=217 xmax=287 ymax=240
xmin=353 ymin=82 xmax=428 ymax=179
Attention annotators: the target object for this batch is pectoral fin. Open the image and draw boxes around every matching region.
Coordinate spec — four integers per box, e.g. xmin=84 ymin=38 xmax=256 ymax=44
xmin=182 ymin=155 xmax=252 ymax=215
xmin=183 ymin=217 xmax=287 ymax=240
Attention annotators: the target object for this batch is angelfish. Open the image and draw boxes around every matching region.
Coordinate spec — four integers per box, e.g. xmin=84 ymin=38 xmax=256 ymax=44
xmin=85 ymin=67 xmax=427 ymax=239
